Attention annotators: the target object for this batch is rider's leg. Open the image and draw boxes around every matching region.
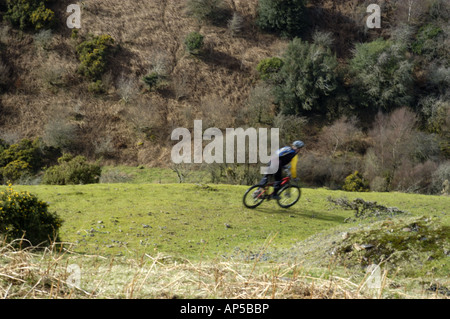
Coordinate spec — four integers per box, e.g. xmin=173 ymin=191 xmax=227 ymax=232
xmin=258 ymin=174 xmax=270 ymax=186
xmin=253 ymin=174 xmax=269 ymax=198
xmin=252 ymin=175 xmax=268 ymax=199
xmin=258 ymin=159 xmax=273 ymax=186
xmin=272 ymin=167 xmax=283 ymax=198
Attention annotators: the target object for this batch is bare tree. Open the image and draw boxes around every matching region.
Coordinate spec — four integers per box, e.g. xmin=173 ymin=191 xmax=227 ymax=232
xmin=116 ymin=75 xmax=139 ymax=104
xmin=392 ymin=0 xmax=430 ymax=25
xmin=0 ymin=59 xmax=11 ymax=89
xmin=366 ymin=107 xmax=418 ymax=189
xmin=272 ymin=113 xmax=307 ymax=147
xmin=171 ymin=162 xmax=194 ymax=183
xmin=318 ymin=116 xmax=363 ymax=156
xmin=243 ymin=83 xmax=275 ymax=126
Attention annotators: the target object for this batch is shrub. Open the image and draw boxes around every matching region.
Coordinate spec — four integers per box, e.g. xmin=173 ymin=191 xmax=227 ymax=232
xmin=117 ymin=76 xmax=139 ymax=104
xmin=0 ymin=138 xmax=43 ymax=173
xmin=256 ymin=57 xmax=284 ymax=81
xmin=349 ymin=38 xmax=414 ymax=111
xmin=5 ymin=0 xmax=55 ymax=31
xmin=88 ymin=80 xmax=106 ymax=94
xmin=1 ymin=160 xmax=31 ymax=183
xmin=33 ymin=29 xmax=53 ymax=50
xmin=342 ymin=171 xmax=370 ymax=192
xmin=431 ymin=161 xmax=450 ymax=194
xmin=257 ymin=0 xmax=307 ymax=37
xmin=29 ymin=2 xmax=55 ymax=30
xmin=317 ymin=116 xmax=365 ymax=157
xmin=227 ymin=12 xmax=244 ymax=36
xmin=43 ymin=118 xmax=78 ymax=151
xmin=272 ymin=113 xmax=307 ymax=146
xmin=419 ymin=97 xmax=450 ymax=135
xmin=412 ymin=23 xmax=443 ymax=57
xmin=184 ymin=32 xmax=204 ymax=55
xmin=312 ymin=30 xmax=334 ymax=48
xmin=370 ymin=176 xmax=389 ymax=192
xmin=429 ymin=0 xmax=450 ymax=22
xmin=391 ymin=160 xmax=438 ymax=194
xmin=298 ymin=153 xmax=362 ymax=190
xmin=0 ymin=59 xmax=11 ymax=92
xmin=186 ymin=0 xmax=229 ymax=25
xmin=0 ymin=184 xmax=63 ymax=246
xmin=0 ymin=139 xmax=9 ymax=154
xmin=274 ymin=38 xmax=339 ymax=115
xmin=142 ymin=72 xmax=167 ymax=90
xmin=76 ymin=34 xmax=115 ymax=80
xmin=242 ymin=83 xmax=275 ymax=126
xmin=42 ymin=154 xmax=101 ymax=185
xmin=0 ymin=138 xmax=61 ymax=184
xmin=71 ymin=29 xmax=79 ymax=40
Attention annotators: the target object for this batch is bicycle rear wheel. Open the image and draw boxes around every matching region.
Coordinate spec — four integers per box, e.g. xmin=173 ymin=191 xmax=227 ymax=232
xmin=243 ymin=185 xmax=266 ymax=209
xmin=277 ymin=184 xmax=301 ymax=208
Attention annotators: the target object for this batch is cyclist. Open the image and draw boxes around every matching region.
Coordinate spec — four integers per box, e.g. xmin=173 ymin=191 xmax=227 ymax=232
xmin=255 ymin=140 xmax=304 ymax=200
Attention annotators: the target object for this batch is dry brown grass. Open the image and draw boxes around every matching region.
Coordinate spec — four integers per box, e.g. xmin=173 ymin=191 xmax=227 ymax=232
xmin=0 ymin=238 xmax=361 ymax=299
xmin=1 ymin=0 xmax=287 ymax=166
xmin=0 ymin=239 xmax=91 ymax=298
xmin=1 ymin=237 xmax=446 ymax=299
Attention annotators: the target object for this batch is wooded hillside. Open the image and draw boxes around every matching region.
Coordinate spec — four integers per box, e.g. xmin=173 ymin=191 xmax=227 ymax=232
xmin=0 ymin=0 xmax=448 ymax=193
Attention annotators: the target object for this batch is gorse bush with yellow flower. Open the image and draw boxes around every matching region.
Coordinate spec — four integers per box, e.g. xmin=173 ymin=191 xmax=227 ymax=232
xmin=1 ymin=160 xmax=31 ymax=183
xmin=42 ymin=154 xmax=101 ymax=185
xmin=5 ymin=0 xmax=55 ymax=31
xmin=76 ymin=34 xmax=115 ymax=81
xmin=0 ymin=137 xmax=61 ymax=184
xmin=0 ymin=184 xmax=63 ymax=247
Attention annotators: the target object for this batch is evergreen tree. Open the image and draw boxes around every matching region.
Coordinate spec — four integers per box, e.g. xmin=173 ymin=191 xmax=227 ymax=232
xmin=257 ymin=0 xmax=307 ymax=37
xmin=274 ymin=38 xmax=339 ymax=115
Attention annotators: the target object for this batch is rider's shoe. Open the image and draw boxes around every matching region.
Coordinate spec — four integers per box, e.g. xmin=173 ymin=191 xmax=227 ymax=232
xmin=271 ymin=194 xmax=281 ymax=200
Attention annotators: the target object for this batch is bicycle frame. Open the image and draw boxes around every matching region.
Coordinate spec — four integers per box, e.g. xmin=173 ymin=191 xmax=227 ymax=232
xmin=257 ymin=176 xmax=291 ymax=200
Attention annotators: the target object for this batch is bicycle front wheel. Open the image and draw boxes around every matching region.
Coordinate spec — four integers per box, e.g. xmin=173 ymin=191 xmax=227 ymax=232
xmin=243 ymin=185 xmax=265 ymax=209
xmin=277 ymin=184 xmax=301 ymax=208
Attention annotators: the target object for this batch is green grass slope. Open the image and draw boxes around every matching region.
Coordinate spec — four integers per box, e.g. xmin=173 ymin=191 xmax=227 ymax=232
xmin=6 ymin=183 xmax=449 ymax=261
xmin=2 ymin=181 xmax=449 ymax=298
xmin=5 ymin=184 xmax=349 ymax=258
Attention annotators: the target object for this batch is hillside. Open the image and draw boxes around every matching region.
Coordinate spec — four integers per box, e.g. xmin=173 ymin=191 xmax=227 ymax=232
xmin=1 ymin=0 xmax=284 ymax=164
xmin=0 ymin=0 xmax=449 ymax=194
xmin=0 ymin=0 xmax=402 ymax=158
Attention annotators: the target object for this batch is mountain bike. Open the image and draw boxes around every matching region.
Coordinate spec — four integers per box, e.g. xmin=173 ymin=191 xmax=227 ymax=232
xmin=243 ymin=170 xmax=301 ymax=209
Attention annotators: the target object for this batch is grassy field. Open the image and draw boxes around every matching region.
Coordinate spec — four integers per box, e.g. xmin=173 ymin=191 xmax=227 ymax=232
xmin=6 ymin=183 xmax=354 ymax=259
xmin=1 ymin=167 xmax=449 ymax=298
